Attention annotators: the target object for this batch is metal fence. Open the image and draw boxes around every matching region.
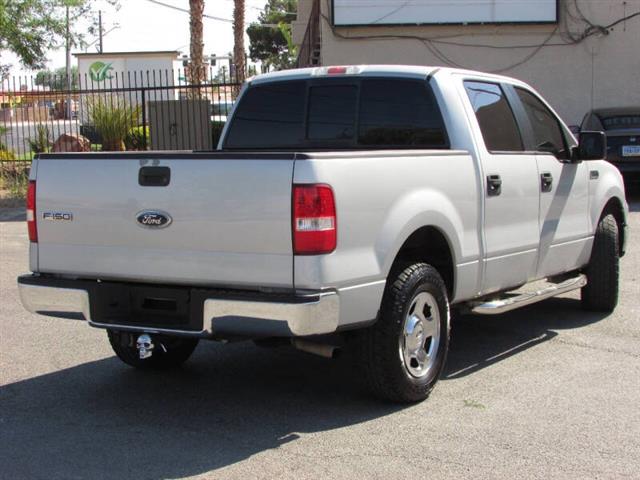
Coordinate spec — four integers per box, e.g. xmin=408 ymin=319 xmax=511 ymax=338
xmin=0 ymin=67 xmax=243 ymax=198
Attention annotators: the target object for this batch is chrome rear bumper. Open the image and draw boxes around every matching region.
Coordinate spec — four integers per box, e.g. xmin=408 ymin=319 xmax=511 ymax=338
xmin=17 ymin=275 xmax=340 ymax=338
xmin=18 ymin=283 xmax=92 ymax=321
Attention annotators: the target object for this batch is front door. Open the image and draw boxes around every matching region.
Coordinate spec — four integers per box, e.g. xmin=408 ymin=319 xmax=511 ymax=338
xmin=511 ymin=87 xmax=591 ymax=278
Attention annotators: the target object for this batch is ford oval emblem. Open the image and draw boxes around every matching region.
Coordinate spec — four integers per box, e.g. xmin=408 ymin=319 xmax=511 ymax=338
xmin=136 ymin=210 xmax=172 ymax=229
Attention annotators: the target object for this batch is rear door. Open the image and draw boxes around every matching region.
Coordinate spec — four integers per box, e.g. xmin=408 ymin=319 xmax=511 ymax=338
xmin=463 ymin=80 xmax=540 ymax=293
xmin=35 ymin=153 xmax=295 ymax=288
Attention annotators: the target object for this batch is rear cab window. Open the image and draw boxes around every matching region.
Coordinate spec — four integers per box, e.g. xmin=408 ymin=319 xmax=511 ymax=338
xmin=307 ymin=85 xmax=357 ymax=143
xmin=358 ymin=79 xmax=448 ymax=148
xmin=223 ymin=77 xmax=449 ymax=150
xmin=224 ymin=81 xmax=306 ymax=149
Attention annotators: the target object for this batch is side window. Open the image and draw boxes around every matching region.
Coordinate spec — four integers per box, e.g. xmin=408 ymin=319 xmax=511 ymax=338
xmin=224 ymin=81 xmax=306 ymax=149
xmin=515 ymin=88 xmax=567 ymax=159
xmin=358 ymin=79 xmax=448 ymax=148
xmin=464 ymin=81 xmax=523 ymax=152
xmin=307 ymin=85 xmax=357 ymax=141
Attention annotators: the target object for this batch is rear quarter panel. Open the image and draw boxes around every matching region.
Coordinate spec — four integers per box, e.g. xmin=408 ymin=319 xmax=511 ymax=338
xmin=293 ymin=150 xmax=481 ymax=327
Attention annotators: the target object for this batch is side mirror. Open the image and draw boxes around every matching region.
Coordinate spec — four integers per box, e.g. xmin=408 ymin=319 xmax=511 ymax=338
xmin=574 ymin=131 xmax=606 ymax=161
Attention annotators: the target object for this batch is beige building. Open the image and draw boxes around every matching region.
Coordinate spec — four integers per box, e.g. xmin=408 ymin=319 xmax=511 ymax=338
xmin=293 ymin=0 xmax=640 ymax=126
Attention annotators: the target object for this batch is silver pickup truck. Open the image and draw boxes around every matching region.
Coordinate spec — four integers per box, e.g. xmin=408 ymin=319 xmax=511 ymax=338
xmin=18 ymin=65 xmax=629 ymax=402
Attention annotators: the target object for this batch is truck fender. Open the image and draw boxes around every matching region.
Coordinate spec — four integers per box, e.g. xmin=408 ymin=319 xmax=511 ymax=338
xmin=375 ymin=189 xmax=463 ymax=285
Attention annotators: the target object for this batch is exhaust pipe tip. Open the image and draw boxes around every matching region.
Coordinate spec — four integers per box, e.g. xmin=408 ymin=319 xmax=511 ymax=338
xmin=291 ymin=338 xmax=340 ymax=359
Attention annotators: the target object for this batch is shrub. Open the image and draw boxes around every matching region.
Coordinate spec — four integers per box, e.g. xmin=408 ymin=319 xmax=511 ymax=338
xmin=0 ymin=150 xmax=15 ymax=161
xmin=0 ymin=158 xmax=29 ymax=199
xmin=88 ymin=99 xmax=141 ymax=151
xmin=27 ymin=124 xmax=51 ymax=154
xmin=124 ymin=126 xmax=149 ymax=151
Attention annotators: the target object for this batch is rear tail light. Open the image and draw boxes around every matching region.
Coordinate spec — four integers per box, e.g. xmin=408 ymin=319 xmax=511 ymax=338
xmin=293 ymin=184 xmax=336 ymax=255
xmin=26 ymin=181 xmax=37 ymax=243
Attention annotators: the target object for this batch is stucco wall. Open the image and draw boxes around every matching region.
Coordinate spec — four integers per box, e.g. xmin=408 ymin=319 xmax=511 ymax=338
xmin=298 ymin=0 xmax=640 ymax=126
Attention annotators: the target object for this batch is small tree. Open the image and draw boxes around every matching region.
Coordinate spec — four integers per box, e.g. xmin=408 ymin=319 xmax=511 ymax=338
xmin=247 ymin=0 xmax=298 ymax=71
xmin=0 ymin=0 xmax=119 ymax=78
xmin=35 ymin=66 xmax=79 ymax=90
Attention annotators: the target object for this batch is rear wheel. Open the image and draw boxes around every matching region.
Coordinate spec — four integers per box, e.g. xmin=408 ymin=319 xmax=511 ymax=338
xmin=353 ymin=263 xmax=450 ymax=403
xmin=107 ymin=330 xmax=199 ymax=369
xmin=581 ymin=214 xmax=619 ymax=312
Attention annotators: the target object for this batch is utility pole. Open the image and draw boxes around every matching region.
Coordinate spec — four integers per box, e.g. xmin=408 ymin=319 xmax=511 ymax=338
xmin=98 ymin=10 xmax=103 ymax=54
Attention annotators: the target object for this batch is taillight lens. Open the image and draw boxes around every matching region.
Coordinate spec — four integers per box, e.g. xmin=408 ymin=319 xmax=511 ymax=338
xmin=27 ymin=180 xmax=37 ymax=242
xmin=293 ymin=184 xmax=336 ymax=255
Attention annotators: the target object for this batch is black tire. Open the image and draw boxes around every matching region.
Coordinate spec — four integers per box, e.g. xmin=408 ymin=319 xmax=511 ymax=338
xmin=581 ymin=214 xmax=619 ymax=312
xmin=107 ymin=330 xmax=199 ymax=370
xmin=353 ymin=263 xmax=450 ymax=403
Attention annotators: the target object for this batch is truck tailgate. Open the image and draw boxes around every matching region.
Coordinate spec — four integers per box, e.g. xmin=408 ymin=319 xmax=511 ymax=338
xmin=33 ymin=153 xmax=294 ymax=288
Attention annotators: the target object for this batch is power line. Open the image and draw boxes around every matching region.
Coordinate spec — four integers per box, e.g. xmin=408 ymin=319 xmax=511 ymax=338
xmin=219 ymin=0 xmax=269 ymax=11
xmin=321 ymin=0 xmax=640 ymax=73
xmin=142 ymin=0 xmax=233 ymax=23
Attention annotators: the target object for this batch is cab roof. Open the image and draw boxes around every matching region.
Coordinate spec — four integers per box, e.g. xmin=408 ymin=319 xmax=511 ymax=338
xmin=248 ymin=65 xmax=520 ymax=85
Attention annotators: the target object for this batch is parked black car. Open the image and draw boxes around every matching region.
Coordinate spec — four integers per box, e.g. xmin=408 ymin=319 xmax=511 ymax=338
xmin=580 ymin=107 xmax=640 ymax=183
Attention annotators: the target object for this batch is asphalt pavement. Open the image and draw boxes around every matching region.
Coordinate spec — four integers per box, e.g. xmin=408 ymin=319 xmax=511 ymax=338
xmin=1 ymin=192 xmax=639 ymax=480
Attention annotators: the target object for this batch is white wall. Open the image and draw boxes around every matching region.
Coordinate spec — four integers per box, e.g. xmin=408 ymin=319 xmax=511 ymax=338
xmin=297 ymin=0 xmax=640 ymax=125
xmin=76 ymin=54 xmax=182 ymax=124
xmin=77 ymin=55 xmax=181 ymax=89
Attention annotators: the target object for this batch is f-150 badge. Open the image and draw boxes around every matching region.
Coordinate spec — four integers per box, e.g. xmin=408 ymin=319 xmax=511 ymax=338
xmin=42 ymin=212 xmax=73 ymax=221
xmin=136 ymin=210 xmax=172 ymax=229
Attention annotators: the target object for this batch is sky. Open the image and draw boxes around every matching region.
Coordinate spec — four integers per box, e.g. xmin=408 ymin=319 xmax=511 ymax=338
xmin=4 ymin=0 xmax=265 ymax=75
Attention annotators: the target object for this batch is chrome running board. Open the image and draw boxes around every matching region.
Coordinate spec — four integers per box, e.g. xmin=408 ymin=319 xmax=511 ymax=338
xmin=470 ymin=274 xmax=587 ymax=315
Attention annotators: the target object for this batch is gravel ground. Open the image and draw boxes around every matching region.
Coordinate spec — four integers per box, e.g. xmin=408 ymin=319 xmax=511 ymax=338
xmin=0 ymin=192 xmax=638 ymax=480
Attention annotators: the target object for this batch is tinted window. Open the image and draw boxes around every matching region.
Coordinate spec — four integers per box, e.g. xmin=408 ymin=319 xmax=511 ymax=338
xmin=307 ymin=85 xmax=357 ymax=141
xmin=601 ymin=115 xmax=640 ymax=130
xmin=516 ymin=88 xmax=567 ymax=158
xmin=224 ymin=81 xmax=305 ymax=149
xmin=464 ymin=81 xmax=523 ymax=152
xmin=358 ymin=79 xmax=448 ymax=148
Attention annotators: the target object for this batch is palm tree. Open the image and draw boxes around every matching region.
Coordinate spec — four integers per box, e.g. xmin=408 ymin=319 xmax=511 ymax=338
xmin=233 ymin=0 xmax=246 ymax=86
xmin=189 ymin=0 xmax=206 ymax=86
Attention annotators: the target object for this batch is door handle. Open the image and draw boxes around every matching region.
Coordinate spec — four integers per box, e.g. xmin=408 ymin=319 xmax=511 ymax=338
xmin=487 ymin=174 xmax=502 ymax=196
xmin=139 ymin=166 xmax=171 ymax=187
xmin=540 ymin=172 xmax=553 ymax=192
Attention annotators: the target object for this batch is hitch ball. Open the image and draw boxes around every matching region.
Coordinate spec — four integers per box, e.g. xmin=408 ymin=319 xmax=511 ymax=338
xmin=136 ymin=334 xmax=154 ymax=360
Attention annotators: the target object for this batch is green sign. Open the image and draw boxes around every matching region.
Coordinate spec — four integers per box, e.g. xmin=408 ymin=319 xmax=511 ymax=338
xmin=88 ymin=61 xmax=114 ymax=82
